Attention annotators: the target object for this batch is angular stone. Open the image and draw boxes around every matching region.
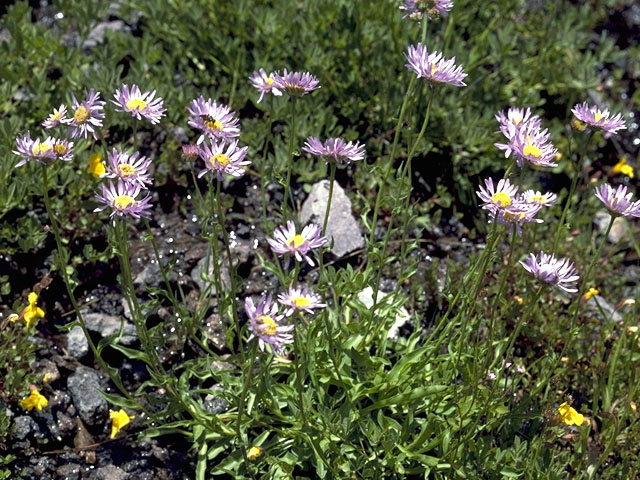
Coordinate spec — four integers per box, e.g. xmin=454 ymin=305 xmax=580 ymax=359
xmin=357 ymin=287 xmax=411 ymax=340
xmin=67 ymin=367 xmax=108 ymax=427
xmin=83 ymin=312 xmax=137 ymax=346
xmin=66 ymin=326 xmax=89 ymax=359
xmin=300 ymin=180 xmax=365 ymax=258
xmin=594 ymin=211 xmax=628 ymax=243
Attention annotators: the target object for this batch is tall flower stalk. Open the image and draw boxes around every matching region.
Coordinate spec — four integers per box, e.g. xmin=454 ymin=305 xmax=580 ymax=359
xmin=282 ymin=97 xmax=297 ymax=216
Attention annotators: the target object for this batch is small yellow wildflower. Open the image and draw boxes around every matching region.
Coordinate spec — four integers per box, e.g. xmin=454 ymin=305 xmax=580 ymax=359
xmin=617 ymin=298 xmax=636 ymax=311
xmin=555 ymin=152 xmax=563 ymax=161
xmin=557 ymin=402 xmax=585 ymax=426
xmin=23 ymin=292 xmax=45 ymax=328
xmin=627 ymin=326 xmax=638 ymax=334
xmin=20 ymin=388 xmax=48 ymax=412
xmin=110 ymin=409 xmax=133 ymax=439
xmin=631 ymin=401 xmax=637 ymax=413
xmin=88 ymin=153 xmax=106 ymax=178
xmin=247 ymin=446 xmax=264 ymax=460
xmin=7 ymin=313 xmax=19 ymax=323
xmin=513 ymin=295 xmax=524 ymax=305
xmin=612 ymin=156 xmax=634 ymax=179
xmin=581 ymin=287 xmax=599 ymax=304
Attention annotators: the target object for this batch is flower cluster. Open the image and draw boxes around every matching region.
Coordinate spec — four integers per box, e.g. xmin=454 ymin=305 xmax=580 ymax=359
xmin=495 ymin=107 xmax=558 ymax=168
xmin=520 ymin=251 xmax=579 ymax=293
xmin=13 ymin=133 xmax=75 ymax=167
xmin=476 ymin=178 xmax=551 ymax=234
xmin=405 ymin=43 xmax=467 ymax=87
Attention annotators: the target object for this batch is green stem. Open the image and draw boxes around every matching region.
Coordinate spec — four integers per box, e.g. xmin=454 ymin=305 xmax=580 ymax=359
xmin=39 ymin=165 xmax=147 ymax=414
xmin=215 ymin=180 xmax=244 ymax=363
xmin=322 ymin=162 xmax=337 ymax=237
xmin=235 ymin=342 xmax=258 ymax=480
xmin=282 ymin=98 xmax=297 ymax=217
xmin=552 ymin=132 xmax=592 ymax=255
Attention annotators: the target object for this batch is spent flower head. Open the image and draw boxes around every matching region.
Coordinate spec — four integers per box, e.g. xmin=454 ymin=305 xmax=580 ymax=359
xmin=112 ymin=84 xmax=166 ymax=124
xmin=187 ymin=96 xmax=240 ymax=145
xmin=405 ymin=43 xmax=467 ymax=87
xmin=105 ymin=148 xmax=153 ymax=187
xmin=42 ymin=104 xmax=70 ymax=129
xmin=68 ymin=89 xmax=106 ymax=140
xmin=278 ymin=285 xmax=326 ymax=316
xmin=267 ymin=221 xmax=327 ymax=267
xmin=571 ymin=102 xmax=626 ymax=134
xmin=94 ymin=179 xmax=152 ymax=219
xmin=245 ymin=294 xmax=293 ymax=355
xmin=197 ymin=139 xmax=250 ymax=181
xmin=520 ymin=251 xmax=579 ymax=293
xmin=302 ymin=137 xmax=365 ymax=167
xmin=272 ymin=69 xmax=320 ymax=97
xmin=249 ymin=68 xmax=283 ymax=103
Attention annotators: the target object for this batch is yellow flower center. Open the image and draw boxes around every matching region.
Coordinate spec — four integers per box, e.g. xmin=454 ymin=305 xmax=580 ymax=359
xmin=126 ymin=98 xmax=147 ymax=111
xmin=119 ymin=164 xmax=137 ymax=177
xmin=530 ymin=194 xmax=544 ymax=204
xmin=114 ymin=195 xmax=135 ymax=210
xmin=54 ymin=143 xmax=67 ymax=156
xmin=52 ymin=111 xmax=62 ymax=121
xmin=204 ymin=119 xmax=224 ymax=132
xmin=513 ymin=117 xmax=522 ymax=125
xmin=31 ymin=142 xmax=52 ymax=156
xmin=430 ymin=64 xmax=438 ymax=76
xmin=286 ymin=234 xmax=306 ymax=248
xmin=594 ymin=113 xmax=603 ymax=122
xmin=257 ymin=315 xmax=277 ymax=336
xmin=523 ymin=136 xmax=542 ymax=158
xmin=74 ymin=105 xmax=89 ymax=123
xmin=491 ymin=192 xmax=512 ymax=207
xmin=293 ymin=297 xmax=311 ymax=308
xmin=212 ymin=154 xmax=230 ymax=168
xmin=572 ymin=119 xmax=586 ymax=131
xmin=266 ymin=78 xmax=274 ymax=85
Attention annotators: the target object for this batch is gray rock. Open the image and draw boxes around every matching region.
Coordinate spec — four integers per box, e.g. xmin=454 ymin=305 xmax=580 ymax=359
xmin=67 ymin=367 xmax=108 ymax=427
xmin=585 ymin=295 xmax=623 ymax=323
xmin=66 ymin=326 xmax=89 ymax=359
xmin=357 ymin=287 xmax=411 ymax=340
xmin=83 ymin=20 xmax=128 ymax=49
xmin=56 ymin=411 xmax=76 ymax=437
xmin=13 ymin=415 xmax=39 ymax=441
xmin=84 ymin=312 xmax=137 ymax=346
xmin=56 ymin=464 xmax=81 ymax=480
xmin=300 ymin=180 xmax=365 ymax=257
xmin=190 ymin=256 xmax=231 ymax=293
xmin=38 ymin=359 xmax=61 ymax=384
xmin=90 ymin=465 xmax=128 ymax=480
xmin=594 ymin=211 xmax=628 ymax=243
xmin=203 ymin=386 xmax=229 ymax=414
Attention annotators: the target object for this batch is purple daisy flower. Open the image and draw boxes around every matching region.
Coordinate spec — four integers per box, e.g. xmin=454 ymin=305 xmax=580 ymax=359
xmin=476 ymin=177 xmax=520 ymax=215
xmin=94 ymin=179 xmax=152 ymax=219
xmin=68 ymin=89 xmax=106 ymax=140
xmin=496 ymin=120 xmax=558 ymax=168
xmin=278 ymin=285 xmax=326 ymax=317
xmin=42 ymin=105 xmax=70 ymax=129
xmin=112 ymin=84 xmax=166 ymax=124
xmin=522 ymin=190 xmax=557 ymax=207
xmin=400 ymin=0 xmax=453 ymax=19
xmin=249 ymin=68 xmax=283 ymax=103
xmin=197 ymin=139 xmax=250 ymax=181
xmin=105 ymin=148 xmax=153 ymax=187
xmin=272 ymin=69 xmax=320 ymax=97
xmin=520 ymin=251 xmax=579 ymax=293
xmin=495 ymin=107 xmax=541 ymax=141
xmin=52 ymin=138 xmax=74 ymax=162
xmin=267 ymin=221 xmax=327 ymax=267
xmin=302 ymin=137 xmax=366 ymax=167
xmin=245 ymin=294 xmax=293 ymax=355
xmin=13 ymin=133 xmax=56 ymax=167
xmin=187 ymin=96 xmax=240 ymax=145
xmin=571 ymin=102 xmax=626 ymax=135
xmin=594 ymin=183 xmax=640 ymax=218
xmin=405 ymin=43 xmax=467 ymax=87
